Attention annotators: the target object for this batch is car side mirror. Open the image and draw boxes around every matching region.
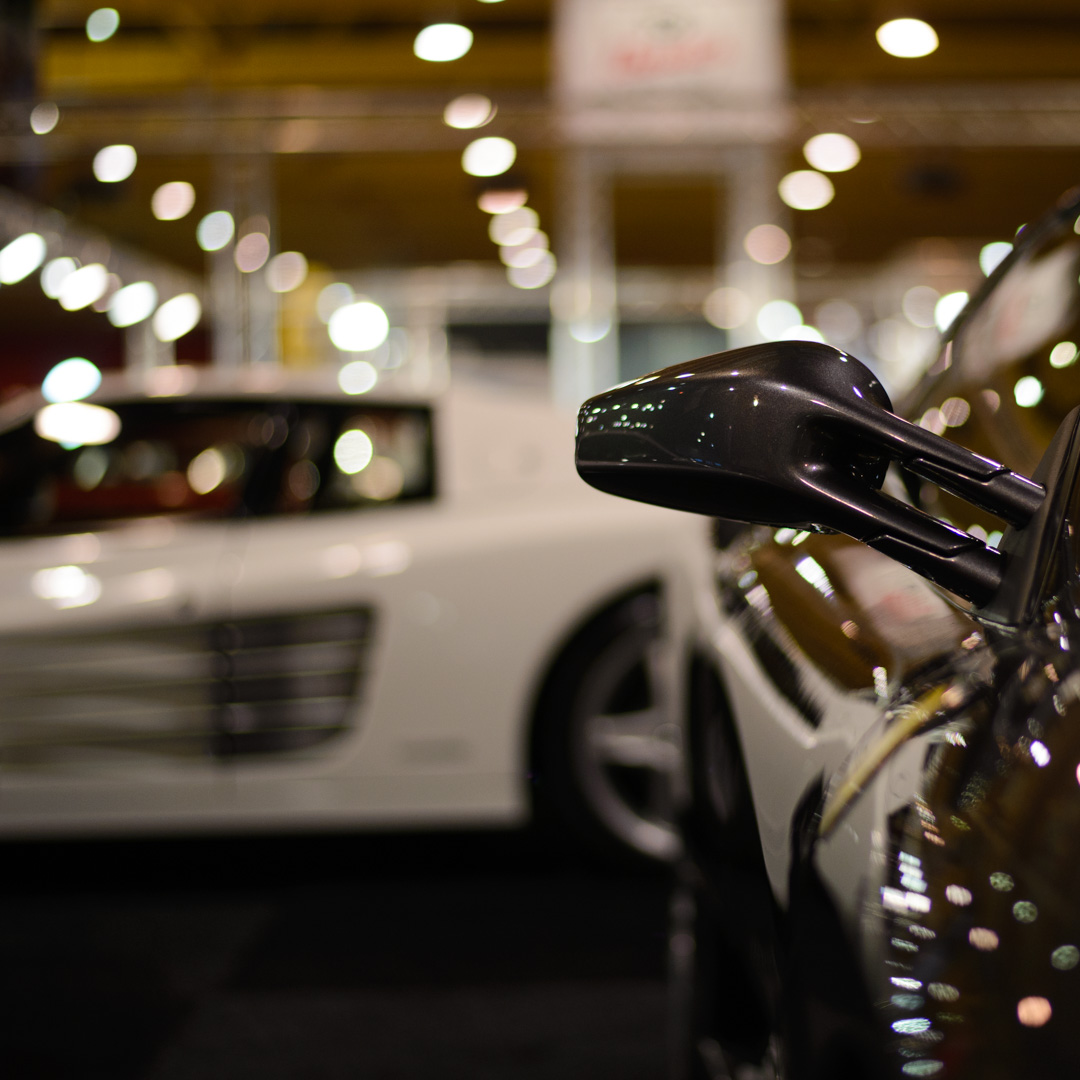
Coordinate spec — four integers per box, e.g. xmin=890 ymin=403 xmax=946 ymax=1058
xmin=575 ymin=342 xmax=1045 ymax=607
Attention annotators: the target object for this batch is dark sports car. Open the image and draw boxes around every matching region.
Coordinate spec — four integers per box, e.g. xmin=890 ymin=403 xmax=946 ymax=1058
xmin=576 ymin=186 xmax=1080 ymax=1079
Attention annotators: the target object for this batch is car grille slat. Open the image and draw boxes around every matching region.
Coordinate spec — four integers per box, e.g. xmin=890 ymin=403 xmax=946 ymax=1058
xmin=0 ymin=608 xmax=374 ymax=768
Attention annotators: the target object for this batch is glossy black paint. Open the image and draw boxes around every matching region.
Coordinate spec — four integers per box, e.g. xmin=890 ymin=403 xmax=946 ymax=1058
xmin=576 ymin=342 xmax=1044 ymax=605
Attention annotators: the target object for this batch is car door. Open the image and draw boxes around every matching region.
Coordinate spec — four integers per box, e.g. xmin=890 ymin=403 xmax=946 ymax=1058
xmin=0 ymin=396 xmax=258 ymax=830
xmin=705 ymin=189 xmax=1080 ymax=905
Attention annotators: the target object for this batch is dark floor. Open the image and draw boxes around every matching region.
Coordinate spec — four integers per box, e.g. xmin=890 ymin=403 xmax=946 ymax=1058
xmin=0 ymin=829 xmax=672 ymax=1079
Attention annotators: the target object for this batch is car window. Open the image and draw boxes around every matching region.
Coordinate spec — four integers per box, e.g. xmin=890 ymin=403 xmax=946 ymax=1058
xmin=0 ymin=398 xmax=434 ymax=537
xmin=906 ymin=201 xmax=1080 ymax=533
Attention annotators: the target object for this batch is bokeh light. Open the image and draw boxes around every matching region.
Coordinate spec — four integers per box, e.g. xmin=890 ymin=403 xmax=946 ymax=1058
xmin=108 ymin=281 xmax=158 ymax=327
xmin=196 ymin=211 xmax=235 ymax=252
xmin=903 ymin=285 xmax=940 ymax=328
xmin=478 ymin=189 xmax=528 ymax=214
xmin=508 ymin=252 xmax=555 ymax=289
xmin=979 ymin=241 xmax=1013 ymax=276
xmin=0 ymin=233 xmax=46 ymax=284
xmin=414 ymin=23 xmax=473 ymax=62
xmin=1017 ymin=997 xmax=1052 ymax=1028
xmin=317 ymin=282 xmax=355 ymax=323
xmin=93 ymin=144 xmax=136 ymax=183
xmin=328 ymin=301 xmax=390 ymax=352
xmin=803 ymin=133 xmax=861 ymax=173
xmin=338 ymin=360 xmax=379 ymax=395
xmin=489 ymin=207 xmax=538 ymax=246
xmin=334 ymin=429 xmax=375 ymax=474
xmin=86 ymin=8 xmax=119 ymax=42
xmin=265 ymin=252 xmax=309 ymax=293
xmin=704 ymin=286 xmax=751 ymax=330
xmin=815 ymin=299 xmax=862 ymax=344
xmin=744 ymin=223 xmax=791 ymax=264
xmin=42 ymin=358 xmax=102 ymax=403
xmin=444 ymin=94 xmax=496 ymax=129
xmin=35 ymin=402 xmax=121 ymax=447
xmin=29 ymin=102 xmax=59 ymax=134
xmin=41 ymin=257 xmax=77 ymax=299
xmin=235 ymin=232 xmax=271 ymax=273
xmin=152 ymin=181 xmax=196 ymax=221
xmin=1050 ymin=341 xmax=1078 ymax=369
xmin=462 ymin=137 xmax=517 ymax=177
xmin=757 ymin=299 xmax=802 ymax=339
xmin=59 ymin=263 xmax=109 ymax=310
xmin=877 ymin=18 xmax=939 ymax=58
xmin=934 ymin=291 xmax=969 ymax=332
xmin=152 ymin=293 xmax=202 ymax=341
xmin=779 ymin=170 xmax=834 ymax=211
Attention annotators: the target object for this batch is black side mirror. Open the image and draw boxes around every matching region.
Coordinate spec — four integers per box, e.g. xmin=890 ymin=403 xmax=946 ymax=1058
xmin=575 ymin=342 xmax=1044 ymax=607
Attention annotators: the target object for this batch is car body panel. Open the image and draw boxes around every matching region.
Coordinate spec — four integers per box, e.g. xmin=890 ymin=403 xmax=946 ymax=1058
xmin=0 ymin=372 xmax=713 ymax=838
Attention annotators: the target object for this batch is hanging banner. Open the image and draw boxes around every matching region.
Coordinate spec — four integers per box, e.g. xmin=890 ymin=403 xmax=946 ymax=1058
xmin=554 ymin=0 xmax=788 ymax=143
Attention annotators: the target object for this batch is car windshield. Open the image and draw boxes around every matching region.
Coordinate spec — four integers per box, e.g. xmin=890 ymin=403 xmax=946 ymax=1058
xmin=0 ymin=397 xmax=434 ymax=537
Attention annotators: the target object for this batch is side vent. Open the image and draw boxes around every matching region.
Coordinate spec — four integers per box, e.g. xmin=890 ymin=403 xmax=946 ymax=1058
xmin=0 ymin=609 xmax=375 ymax=768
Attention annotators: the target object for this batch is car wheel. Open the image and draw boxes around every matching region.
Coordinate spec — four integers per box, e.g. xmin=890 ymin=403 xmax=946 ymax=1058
xmin=533 ymin=590 xmax=683 ymax=863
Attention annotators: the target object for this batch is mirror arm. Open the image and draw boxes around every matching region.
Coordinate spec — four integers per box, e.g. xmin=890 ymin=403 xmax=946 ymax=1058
xmin=848 ymin=407 xmax=1045 ymax=527
xmin=812 ymin=478 xmax=1006 ymax=606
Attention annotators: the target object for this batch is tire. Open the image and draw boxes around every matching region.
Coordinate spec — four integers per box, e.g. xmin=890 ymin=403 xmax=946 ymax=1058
xmin=532 ymin=590 xmax=683 ymax=863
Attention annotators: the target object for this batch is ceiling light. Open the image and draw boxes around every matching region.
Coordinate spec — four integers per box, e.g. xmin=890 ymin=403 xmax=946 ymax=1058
xmin=59 ymin=263 xmax=109 ymax=310
xmin=414 ymin=23 xmax=473 ymax=62
xmin=779 ymin=170 xmax=834 ymax=211
xmin=107 ymin=281 xmax=158 ymax=327
xmin=152 ymin=181 xmax=195 ymax=221
xmin=29 ymin=102 xmax=59 ymax=134
xmin=153 ymin=293 xmax=202 ymax=341
xmin=444 ymin=94 xmax=496 ymax=129
xmin=743 ymin=224 xmax=791 ymax=265
xmin=86 ymin=7 xmax=119 ymax=42
xmin=265 ymin=252 xmax=309 ymax=293
xmin=328 ymin=301 xmax=390 ymax=352
xmin=0 ymin=232 xmax=46 ymax=284
xmin=803 ymin=133 xmax=861 ymax=173
xmin=876 ymin=18 xmax=938 ymax=58
xmin=462 ymin=136 xmax=516 ymax=178
xmin=93 ymin=144 xmax=136 ymax=183
xmin=478 ymin=188 xmax=528 ymax=214
xmin=196 ymin=211 xmax=235 ymax=252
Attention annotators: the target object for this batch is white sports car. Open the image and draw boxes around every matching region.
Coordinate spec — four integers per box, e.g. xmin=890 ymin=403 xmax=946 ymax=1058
xmin=0 ymin=363 xmax=712 ymax=860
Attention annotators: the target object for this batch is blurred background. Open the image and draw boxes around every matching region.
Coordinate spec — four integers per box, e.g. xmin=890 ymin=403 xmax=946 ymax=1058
xmin=3 ymin=3 xmax=1080 ymax=1078
xmin=0 ymin=0 xmax=1078 ymax=403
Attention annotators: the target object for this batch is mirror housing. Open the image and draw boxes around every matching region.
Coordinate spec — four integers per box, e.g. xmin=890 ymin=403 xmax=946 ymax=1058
xmin=575 ymin=342 xmax=1044 ymax=607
